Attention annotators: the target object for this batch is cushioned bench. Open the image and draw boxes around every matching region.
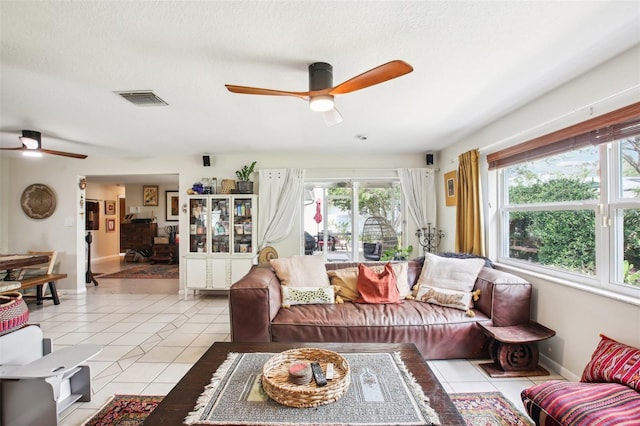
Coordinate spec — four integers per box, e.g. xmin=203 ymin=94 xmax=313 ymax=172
xmin=521 ymin=334 xmax=640 ymax=425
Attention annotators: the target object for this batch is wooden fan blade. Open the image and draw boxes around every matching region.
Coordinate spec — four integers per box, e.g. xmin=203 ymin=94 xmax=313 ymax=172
xmin=225 ymin=85 xmax=310 ymax=100
xmin=41 ymin=148 xmax=87 ymax=159
xmin=0 ymin=147 xmax=24 ymax=151
xmin=329 ymin=60 xmax=413 ymax=95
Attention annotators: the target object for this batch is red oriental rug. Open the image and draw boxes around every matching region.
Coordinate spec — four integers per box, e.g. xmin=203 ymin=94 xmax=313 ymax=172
xmin=450 ymin=392 xmax=534 ymax=426
xmin=82 ymin=394 xmax=163 ymax=426
xmin=99 ymin=263 xmax=178 ymax=279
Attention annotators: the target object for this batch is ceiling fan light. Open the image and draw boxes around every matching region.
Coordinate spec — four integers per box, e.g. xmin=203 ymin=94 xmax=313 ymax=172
xmin=19 ymin=136 xmax=39 ymax=149
xmin=309 ymin=95 xmax=334 ymax=112
xmin=22 ymin=150 xmax=42 ymax=158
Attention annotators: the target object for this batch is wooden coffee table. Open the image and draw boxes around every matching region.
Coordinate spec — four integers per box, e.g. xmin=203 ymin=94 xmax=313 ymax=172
xmin=143 ymin=342 xmax=464 ymax=425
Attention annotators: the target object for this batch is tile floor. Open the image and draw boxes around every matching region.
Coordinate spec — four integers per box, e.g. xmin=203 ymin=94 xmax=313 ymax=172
xmin=19 ymin=257 xmax=565 ymax=425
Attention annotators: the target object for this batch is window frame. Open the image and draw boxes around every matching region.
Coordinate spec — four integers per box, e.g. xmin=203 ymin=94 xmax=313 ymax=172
xmin=491 ymin=103 xmax=640 ymax=300
xmin=302 ymin=176 xmax=407 ymax=261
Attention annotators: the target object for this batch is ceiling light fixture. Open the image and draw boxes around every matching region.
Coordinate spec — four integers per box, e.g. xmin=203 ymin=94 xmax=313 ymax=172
xmin=309 ymin=95 xmax=334 ymax=112
xmin=22 ymin=150 xmax=42 ymax=158
xmin=19 ymin=130 xmax=41 ymax=150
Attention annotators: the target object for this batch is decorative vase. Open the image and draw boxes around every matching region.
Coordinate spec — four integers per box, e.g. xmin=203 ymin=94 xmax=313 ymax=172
xmin=236 ymin=181 xmax=253 ymax=194
xmin=0 ymin=292 xmax=29 ymax=335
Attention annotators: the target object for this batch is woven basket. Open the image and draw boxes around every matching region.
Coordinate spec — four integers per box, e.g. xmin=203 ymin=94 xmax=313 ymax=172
xmin=221 ymin=179 xmax=236 ymax=194
xmin=262 ymin=348 xmax=350 ymax=408
xmin=0 ymin=292 xmax=29 ymax=335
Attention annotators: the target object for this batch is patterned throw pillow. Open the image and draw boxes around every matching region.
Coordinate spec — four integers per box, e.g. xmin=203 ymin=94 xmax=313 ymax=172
xmin=581 ymin=334 xmax=640 ymax=391
xmin=414 ymin=285 xmax=480 ymax=317
xmin=280 ymin=286 xmax=335 ymax=308
xmin=354 ymin=263 xmax=400 ymax=304
xmin=270 ymin=255 xmax=329 ymax=287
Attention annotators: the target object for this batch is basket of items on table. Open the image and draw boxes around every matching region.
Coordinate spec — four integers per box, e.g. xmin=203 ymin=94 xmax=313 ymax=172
xmin=261 ymin=348 xmax=350 ymax=408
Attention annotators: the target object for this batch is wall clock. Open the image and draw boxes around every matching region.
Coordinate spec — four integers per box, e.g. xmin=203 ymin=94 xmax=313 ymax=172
xmin=21 ymin=184 xmax=57 ymax=219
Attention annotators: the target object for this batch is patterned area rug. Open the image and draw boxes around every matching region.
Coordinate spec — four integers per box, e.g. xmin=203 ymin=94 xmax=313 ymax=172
xmin=81 ymin=394 xmax=163 ymax=426
xmin=449 ymin=392 xmax=534 ymax=426
xmin=81 ymin=392 xmax=533 ymax=426
xmin=99 ymin=263 xmax=178 ymax=279
xmin=185 ymin=352 xmax=441 ymax=425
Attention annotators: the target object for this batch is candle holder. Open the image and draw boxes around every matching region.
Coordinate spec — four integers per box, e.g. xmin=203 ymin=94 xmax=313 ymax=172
xmin=415 ymin=224 xmax=445 ymax=254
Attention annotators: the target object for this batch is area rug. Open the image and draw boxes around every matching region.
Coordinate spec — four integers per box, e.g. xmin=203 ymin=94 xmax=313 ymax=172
xmin=449 ymin=392 xmax=534 ymax=426
xmin=82 ymin=391 xmax=533 ymax=426
xmin=186 ymin=352 xmax=441 ymax=425
xmin=82 ymin=394 xmax=163 ymax=426
xmin=99 ymin=263 xmax=178 ymax=279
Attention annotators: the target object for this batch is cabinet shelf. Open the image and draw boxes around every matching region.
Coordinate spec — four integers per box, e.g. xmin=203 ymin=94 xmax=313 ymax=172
xmin=184 ymin=195 xmax=257 ymax=297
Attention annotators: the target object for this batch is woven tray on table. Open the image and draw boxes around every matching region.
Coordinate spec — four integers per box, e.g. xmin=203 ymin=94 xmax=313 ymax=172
xmin=262 ymin=348 xmax=350 ymax=408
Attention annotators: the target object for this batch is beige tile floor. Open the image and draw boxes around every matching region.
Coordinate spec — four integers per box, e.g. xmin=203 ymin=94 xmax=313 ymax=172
xmin=19 ymin=257 xmax=564 ymax=425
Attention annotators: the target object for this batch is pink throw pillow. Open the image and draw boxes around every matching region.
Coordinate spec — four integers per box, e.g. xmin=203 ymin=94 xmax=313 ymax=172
xmin=355 ymin=263 xmax=400 ymax=304
xmin=580 ymin=334 xmax=640 ymax=391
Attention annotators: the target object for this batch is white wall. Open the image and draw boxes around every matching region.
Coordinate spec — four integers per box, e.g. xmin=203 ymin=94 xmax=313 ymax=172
xmin=438 ymin=44 xmax=640 ymax=378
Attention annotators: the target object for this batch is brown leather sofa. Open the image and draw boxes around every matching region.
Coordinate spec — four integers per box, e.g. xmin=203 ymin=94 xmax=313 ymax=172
xmin=229 ymin=260 xmax=532 ymax=359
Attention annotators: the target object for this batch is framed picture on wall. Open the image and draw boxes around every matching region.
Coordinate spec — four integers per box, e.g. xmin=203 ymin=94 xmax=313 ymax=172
xmin=106 ymin=218 xmax=116 ymax=232
xmin=444 ymin=170 xmax=457 ymax=207
xmin=105 ymin=200 xmax=116 ymax=215
xmin=166 ymin=190 xmax=179 ymax=221
xmin=143 ymin=185 xmax=159 ymax=206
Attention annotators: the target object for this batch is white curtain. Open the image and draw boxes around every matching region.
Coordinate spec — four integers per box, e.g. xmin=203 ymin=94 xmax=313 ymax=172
xmin=258 ymin=168 xmax=305 ymax=250
xmin=398 ymin=168 xmax=436 ymax=229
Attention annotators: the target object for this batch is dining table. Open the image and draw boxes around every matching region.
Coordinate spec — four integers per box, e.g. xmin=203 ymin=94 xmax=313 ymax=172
xmin=0 ymin=254 xmax=50 ymax=279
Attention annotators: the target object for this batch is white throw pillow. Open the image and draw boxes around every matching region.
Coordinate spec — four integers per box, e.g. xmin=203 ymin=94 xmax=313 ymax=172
xmin=270 ymin=255 xmax=329 ymax=287
xmin=415 ymin=253 xmax=485 ymax=293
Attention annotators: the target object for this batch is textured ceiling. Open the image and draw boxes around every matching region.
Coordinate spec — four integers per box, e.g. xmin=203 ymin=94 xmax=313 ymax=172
xmin=1 ymin=1 xmax=639 ymax=158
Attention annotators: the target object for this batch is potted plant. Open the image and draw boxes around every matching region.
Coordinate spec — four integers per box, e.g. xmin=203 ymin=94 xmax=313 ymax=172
xmin=235 ymin=161 xmax=257 ymax=194
xmin=381 ymin=245 xmax=414 ymax=261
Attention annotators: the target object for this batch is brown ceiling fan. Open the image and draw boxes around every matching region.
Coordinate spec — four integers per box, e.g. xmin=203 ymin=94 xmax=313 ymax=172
xmin=225 ymin=60 xmax=413 ymax=126
xmin=0 ymin=130 xmax=87 ymax=159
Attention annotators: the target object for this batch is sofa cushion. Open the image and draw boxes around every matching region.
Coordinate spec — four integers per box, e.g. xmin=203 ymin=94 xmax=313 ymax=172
xmin=521 ymin=380 xmax=640 ymax=426
xmin=581 ymin=334 xmax=640 ymax=391
xmin=355 ymin=263 xmax=400 ymax=304
xmin=415 ymin=253 xmax=485 ymax=293
xmin=281 ymin=286 xmax=335 ymax=308
xmin=270 ymin=255 xmax=329 ymax=287
xmin=415 ymin=285 xmax=478 ymax=316
xmin=328 ymin=262 xmax=411 ymax=301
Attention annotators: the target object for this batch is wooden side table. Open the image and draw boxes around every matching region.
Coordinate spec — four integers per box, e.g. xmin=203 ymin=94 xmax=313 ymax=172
xmin=478 ymin=321 xmax=555 ymax=378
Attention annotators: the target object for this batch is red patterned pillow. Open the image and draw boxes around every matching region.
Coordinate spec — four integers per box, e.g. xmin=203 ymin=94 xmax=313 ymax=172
xmin=355 ymin=263 xmax=400 ymax=304
xmin=581 ymin=334 xmax=640 ymax=391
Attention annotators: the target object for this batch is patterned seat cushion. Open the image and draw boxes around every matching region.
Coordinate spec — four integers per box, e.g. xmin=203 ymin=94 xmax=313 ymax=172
xmin=521 ymin=380 xmax=640 ymax=426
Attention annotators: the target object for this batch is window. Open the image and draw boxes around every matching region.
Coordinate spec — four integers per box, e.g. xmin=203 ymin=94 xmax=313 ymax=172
xmin=490 ymin=103 xmax=640 ymax=298
xmin=303 ymin=179 xmax=404 ymax=261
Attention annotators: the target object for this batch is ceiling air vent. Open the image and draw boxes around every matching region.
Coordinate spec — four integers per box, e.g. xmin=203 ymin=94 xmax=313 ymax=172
xmin=115 ymin=91 xmax=168 ymax=106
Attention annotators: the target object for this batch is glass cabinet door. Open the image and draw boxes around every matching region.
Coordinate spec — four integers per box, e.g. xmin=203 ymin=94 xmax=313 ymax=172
xmin=233 ymin=197 xmax=254 ymax=254
xmin=211 ymin=197 xmax=230 ymax=253
xmin=189 ymin=198 xmax=208 ymax=253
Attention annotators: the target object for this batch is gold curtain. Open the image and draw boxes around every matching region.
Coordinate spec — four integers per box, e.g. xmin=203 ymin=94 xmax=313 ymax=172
xmin=455 ymin=149 xmax=485 ymax=255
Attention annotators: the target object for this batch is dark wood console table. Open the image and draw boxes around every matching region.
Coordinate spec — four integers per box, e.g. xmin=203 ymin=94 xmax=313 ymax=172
xmin=478 ymin=321 xmax=556 ymax=377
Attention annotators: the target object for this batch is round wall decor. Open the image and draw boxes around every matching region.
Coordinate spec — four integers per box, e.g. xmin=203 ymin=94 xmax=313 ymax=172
xmin=20 ymin=184 xmax=57 ymax=219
